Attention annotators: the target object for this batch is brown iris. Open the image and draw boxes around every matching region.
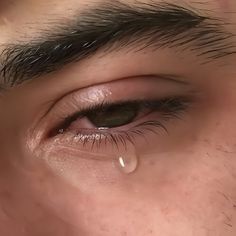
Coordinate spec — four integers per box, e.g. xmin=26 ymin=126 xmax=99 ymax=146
xmin=86 ymin=103 xmax=139 ymax=128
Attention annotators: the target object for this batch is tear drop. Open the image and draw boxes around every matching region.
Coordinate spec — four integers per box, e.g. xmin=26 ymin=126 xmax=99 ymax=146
xmin=117 ymin=153 xmax=139 ymax=174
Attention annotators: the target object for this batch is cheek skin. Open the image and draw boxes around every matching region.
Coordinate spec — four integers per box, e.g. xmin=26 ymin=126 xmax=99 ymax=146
xmin=77 ymin=151 xmax=235 ymax=235
xmin=0 ymin=133 xmax=229 ymax=236
xmin=31 ymin=148 xmax=236 ymax=236
xmin=14 ymin=128 xmax=234 ymax=236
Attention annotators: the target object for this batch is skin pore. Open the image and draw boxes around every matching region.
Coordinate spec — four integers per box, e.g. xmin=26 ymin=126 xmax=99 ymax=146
xmin=0 ymin=0 xmax=236 ymax=235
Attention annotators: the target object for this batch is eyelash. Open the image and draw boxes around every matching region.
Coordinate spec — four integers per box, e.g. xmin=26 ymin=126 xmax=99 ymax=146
xmin=49 ymin=96 xmax=190 ymax=151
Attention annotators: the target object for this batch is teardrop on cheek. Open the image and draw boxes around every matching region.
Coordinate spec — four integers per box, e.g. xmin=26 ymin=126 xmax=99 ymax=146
xmin=114 ymin=145 xmax=139 ymax=174
xmin=116 ymin=154 xmax=139 ymax=174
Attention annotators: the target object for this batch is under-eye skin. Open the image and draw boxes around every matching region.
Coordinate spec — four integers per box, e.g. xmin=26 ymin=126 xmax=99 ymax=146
xmin=35 ymin=77 xmax=194 ymax=161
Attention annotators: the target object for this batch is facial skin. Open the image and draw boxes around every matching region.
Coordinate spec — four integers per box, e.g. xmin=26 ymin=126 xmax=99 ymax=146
xmin=0 ymin=0 xmax=236 ymax=235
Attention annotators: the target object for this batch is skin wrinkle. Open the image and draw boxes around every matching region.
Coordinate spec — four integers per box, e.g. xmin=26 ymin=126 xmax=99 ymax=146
xmin=0 ymin=1 xmax=236 ymax=87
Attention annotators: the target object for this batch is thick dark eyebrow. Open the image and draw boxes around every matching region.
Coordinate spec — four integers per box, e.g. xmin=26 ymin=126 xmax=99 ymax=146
xmin=0 ymin=1 xmax=235 ymax=87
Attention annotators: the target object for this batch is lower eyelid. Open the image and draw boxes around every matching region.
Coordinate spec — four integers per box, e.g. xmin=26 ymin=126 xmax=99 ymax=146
xmin=43 ymin=112 xmax=178 ymax=154
xmin=36 ymin=118 xmax=171 ymax=163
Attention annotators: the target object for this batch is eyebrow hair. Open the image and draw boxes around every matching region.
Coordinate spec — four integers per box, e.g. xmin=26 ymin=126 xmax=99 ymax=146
xmin=0 ymin=1 xmax=235 ymax=87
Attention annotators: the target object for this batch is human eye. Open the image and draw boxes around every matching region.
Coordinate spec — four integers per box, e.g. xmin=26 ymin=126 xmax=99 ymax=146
xmin=32 ymin=76 xmax=194 ymax=175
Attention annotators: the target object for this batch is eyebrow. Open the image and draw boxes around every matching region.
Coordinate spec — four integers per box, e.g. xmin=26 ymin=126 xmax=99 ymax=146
xmin=0 ymin=1 xmax=235 ymax=87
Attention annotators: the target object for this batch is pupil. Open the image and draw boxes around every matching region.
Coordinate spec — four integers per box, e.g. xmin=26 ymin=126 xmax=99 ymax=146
xmin=87 ymin=104 xmax=139 ymax=128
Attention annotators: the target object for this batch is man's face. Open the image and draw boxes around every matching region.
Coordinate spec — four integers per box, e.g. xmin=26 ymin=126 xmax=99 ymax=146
xmin=0 ymin=0 xmax=236 ymax=235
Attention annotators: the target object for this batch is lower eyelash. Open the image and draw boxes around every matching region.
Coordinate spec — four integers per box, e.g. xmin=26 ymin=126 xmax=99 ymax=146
xmin=58 ymin=119 xmax=173 ymax=152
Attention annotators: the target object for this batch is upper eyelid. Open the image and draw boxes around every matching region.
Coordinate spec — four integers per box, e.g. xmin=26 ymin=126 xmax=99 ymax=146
xmin=48 ymin=76 xmax=192 ymax=117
